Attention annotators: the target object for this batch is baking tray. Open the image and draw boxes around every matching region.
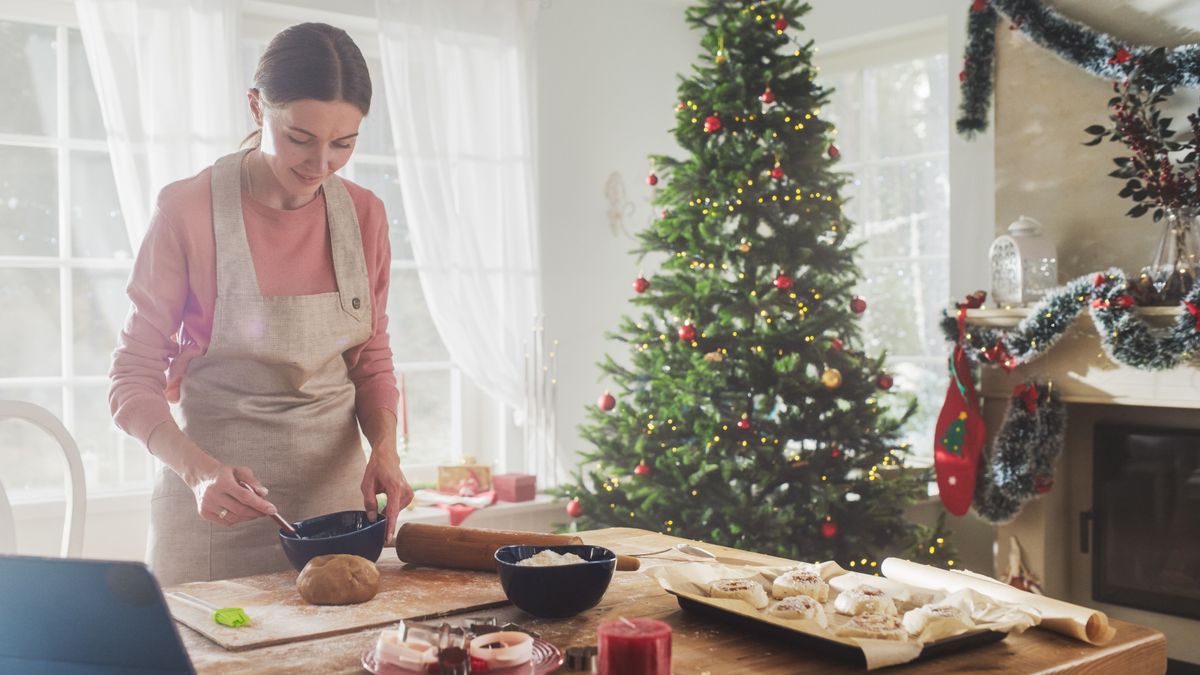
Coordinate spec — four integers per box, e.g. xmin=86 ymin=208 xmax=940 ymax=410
xmin=673 ymin=592 xmax=1007 ymax=667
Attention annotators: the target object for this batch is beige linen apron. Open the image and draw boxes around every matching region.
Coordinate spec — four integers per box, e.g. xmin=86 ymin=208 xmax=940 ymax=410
xmin=147 ymin=148 xmax=373 ymax=586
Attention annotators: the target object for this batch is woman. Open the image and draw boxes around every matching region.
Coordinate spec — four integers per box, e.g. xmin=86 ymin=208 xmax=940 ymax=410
xmin=109 ymin=23 xmax=413 ymax=586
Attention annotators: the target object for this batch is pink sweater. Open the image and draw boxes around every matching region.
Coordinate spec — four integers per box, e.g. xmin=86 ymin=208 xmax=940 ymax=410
xmin=109 ymin=165 xmax=398 ymax=446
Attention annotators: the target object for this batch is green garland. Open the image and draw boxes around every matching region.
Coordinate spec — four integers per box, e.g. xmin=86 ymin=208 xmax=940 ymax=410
xmin=941 ymin=269 xmax=1200 ymax=371
xmin=957 ymin=0 xmax=1200 ymax=136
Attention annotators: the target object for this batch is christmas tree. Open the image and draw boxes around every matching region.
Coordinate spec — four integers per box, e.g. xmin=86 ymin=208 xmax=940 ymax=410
xmin=563 ymin=0 xmax=951 ymax=567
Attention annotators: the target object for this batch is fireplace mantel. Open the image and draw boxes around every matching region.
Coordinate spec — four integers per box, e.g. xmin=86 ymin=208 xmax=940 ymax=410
xmin=966 ymin=307 xmax=1200 ymax=408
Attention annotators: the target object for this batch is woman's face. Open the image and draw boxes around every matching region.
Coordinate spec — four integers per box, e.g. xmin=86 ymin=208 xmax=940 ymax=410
xmin=251 ymin=93 xmax=364 ymax=198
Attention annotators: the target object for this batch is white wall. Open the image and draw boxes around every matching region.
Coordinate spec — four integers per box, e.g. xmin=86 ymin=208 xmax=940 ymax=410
xmin=537 ymin=0 xmax=696 ymax=477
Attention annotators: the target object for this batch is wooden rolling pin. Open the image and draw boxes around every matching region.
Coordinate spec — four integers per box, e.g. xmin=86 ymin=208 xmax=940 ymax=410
xmin=394 ymin=522 xmax=640 ymax=571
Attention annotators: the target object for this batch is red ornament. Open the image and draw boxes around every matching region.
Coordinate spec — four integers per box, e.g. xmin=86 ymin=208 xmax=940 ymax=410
xmin=956 ymin=290 xmax=987 ymax=309
xmin=774 ymin=16 xmax=788 ymax=31
xmin=660 ymin=209 xmax=669 ymax=219
xmin=1034 ymin=476 xmax=1054 ymax=494
xmin=770 ymin=164 xmax=784 ymax=180
xmin=1109 ymin=48 xmax=1132 ymax=65
xmin=850 ymin=296 xmax=867 ymax=314
xmin=820 ymin=520 xmax=838 ymax=539
xmin=1093 ymin=273 xmax=1107 ymax=287
xmin=877 ymin=373 xmax=894 ymax=390
xmin=633 ymin=275 xmax=650 ymax=294
xmin=828 ymin=144 xmax=840 ymax=159
xmin=1115 ymin=294 xmax=1135 ymax=309
xmin=678 ymin=323 xmax=697 ymax=341
xmin=831 ymin=445 xmax=842 ymax=458
xmin=634 ymin=461 xmax=651 ymax=476
xmin=703 ymin=115 xmax=722 ymax=133
xmin=736 ymin=416 xmax=750 ymax=430
xmin=566 ymin=498 xmax=583 ymax=519
xmin=598 ymin=391 xmax=616 ymax=412
xmin=759 ymin=87 xmax=775 ymax=104
xmin=675 ymin=101 xmax=686 ymax=111
xmin=830 ymin=337 xmax=845 ymax=352
xmin=1091 ymin=298 xmax=1110 ymax=310
xmin=971 ymin=0 xmax=987 ymax=11
xmin=646 ymin=173 xmax=658 ymax=186
xmin=773 ymin=273 xmax=793 ymax=290
xmin=959 ymin=69 xmax=967 ymax=82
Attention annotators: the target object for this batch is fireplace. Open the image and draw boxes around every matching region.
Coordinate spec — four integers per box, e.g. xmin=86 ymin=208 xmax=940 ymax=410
xmin=968 ymin=308 xmax=1200 ymax=664
xmin=1090 ymin=424 xmax=1200 ymax=621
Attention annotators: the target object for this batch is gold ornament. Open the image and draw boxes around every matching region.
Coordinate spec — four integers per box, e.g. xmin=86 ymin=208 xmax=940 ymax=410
xmin=703 ymin=351 xmax=724 ymax=362
xmin=821 ymin=367 xmax=843 ymax=389
xmin=737 ymin=240 xmax=752 ymax=253
xmin=714 ymin=49 xmax=727 ymax=64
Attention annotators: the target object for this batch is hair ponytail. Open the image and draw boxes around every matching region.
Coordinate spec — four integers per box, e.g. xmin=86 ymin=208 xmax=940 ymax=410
xmin=238 ymin=128 xmax=262 ymax=150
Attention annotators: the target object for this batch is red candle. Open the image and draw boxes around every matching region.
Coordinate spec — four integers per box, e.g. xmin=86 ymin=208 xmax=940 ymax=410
xmin=597 ymin=618 xmax=671 ymax=675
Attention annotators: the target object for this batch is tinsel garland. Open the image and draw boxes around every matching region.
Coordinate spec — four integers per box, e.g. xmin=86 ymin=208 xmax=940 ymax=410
xmin=941 ymin=269 xmax=1200 ymax=371
xmin=957 ymin=0 xmax=1200 ymax=136
xmin=974 ymin=381 xmax=1066 ymax=524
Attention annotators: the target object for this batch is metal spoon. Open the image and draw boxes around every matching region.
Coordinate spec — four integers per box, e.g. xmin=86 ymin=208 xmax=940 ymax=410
xmin=237 ymin=480 xmax=300 ymax=537
xmin=632 ymin=543 xmax=717 ymax=559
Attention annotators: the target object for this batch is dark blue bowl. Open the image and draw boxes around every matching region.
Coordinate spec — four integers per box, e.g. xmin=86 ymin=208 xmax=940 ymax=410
xmin=277 ymin=510 xmax=387 ymax=571
xmin=495 ymin=544 xmax=616 ymax=618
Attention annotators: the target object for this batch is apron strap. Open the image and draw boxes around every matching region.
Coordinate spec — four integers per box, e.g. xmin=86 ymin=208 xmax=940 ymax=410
xmin=322 ymin=174 xmax=371 ymax=323
xmin=210 ymin=148 xmax=262 ymax=297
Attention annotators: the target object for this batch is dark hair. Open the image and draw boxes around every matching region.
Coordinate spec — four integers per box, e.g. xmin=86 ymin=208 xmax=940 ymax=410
xmin=240 ymin=22 xmax=372 ymax=148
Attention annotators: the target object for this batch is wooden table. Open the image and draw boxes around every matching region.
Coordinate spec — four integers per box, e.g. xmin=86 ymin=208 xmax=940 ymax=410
xmin=176 ymin=527 xmax=1167 ymax=674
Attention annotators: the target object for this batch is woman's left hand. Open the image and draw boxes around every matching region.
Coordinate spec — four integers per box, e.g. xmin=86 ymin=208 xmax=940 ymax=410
xmin=361 ymin=445 xmax=413 ymax=544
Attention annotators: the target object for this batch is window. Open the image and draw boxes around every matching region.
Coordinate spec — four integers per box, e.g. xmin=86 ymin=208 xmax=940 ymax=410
xmin=0 ymin=15 xmax=146 ymax=497
xmin=820 ymin=28 xmax=950 ymax=465
xmin=0 ymin=4 xmax=473 ymax=501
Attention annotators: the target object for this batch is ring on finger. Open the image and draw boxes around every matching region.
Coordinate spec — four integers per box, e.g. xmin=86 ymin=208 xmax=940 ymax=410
xmin=219 ymin=508 xmax=229 ymax=520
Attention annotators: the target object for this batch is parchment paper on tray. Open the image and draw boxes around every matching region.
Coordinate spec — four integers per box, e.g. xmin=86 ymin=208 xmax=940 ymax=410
xmin=643 ymin=561 xmax=1038 ymax=670
xmin=881 ymin=558 xmax=1116 ymax=645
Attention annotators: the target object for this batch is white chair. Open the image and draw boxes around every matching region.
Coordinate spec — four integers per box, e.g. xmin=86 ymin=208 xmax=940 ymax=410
xmin=0 ymin=400 xmax=87 ymax=557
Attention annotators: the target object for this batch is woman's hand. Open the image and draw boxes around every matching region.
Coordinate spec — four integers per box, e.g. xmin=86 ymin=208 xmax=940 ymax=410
xmin=192 ymin=464 xmax=278 ymax=526
xmin=361 ymin=447 xmax=414 ymax=543
xmin=359 ymin=407 xmax=414 ymax=544
xmin=148 ymin=421 xmax=278 ymax=526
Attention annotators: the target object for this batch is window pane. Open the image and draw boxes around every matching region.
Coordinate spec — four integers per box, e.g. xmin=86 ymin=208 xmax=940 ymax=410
xmin=0 ymin=268 xmax=61 ymax=376
xmin=868 ymin=55 xmax=948 ymax=159
xmin=68 ymin=29 xmax=105 ymax=141
xmin=359 ymin=58 xmax=394 ymax=156
xmin=355 ymin=162 xmax=412 ymax=259
xmin=74 ymin=384 xmax=151 ymax=491
xmin=856 ymin=259 xmax=948 ymax=358
xmin=73 ymin=269 xmax=130 ymax=376
xmin=890 ymin=361 xmax=943 ymax=465
xmin=0 ymin=387 xmax=64 ymax=495
xmin=0 ymin=145 xmax=59 ymax=256
xmin=0 ymin=21 xmax=56 ymax=136
xmin=402 ymin=369 xmax=452 ymax=466
xmin=846 ymin=159 xmax=949 ymax=259
xmin=388 ymin=269 xmax=450 ymax=362
xmin=70 ymin=150 xmax=130 ymax=258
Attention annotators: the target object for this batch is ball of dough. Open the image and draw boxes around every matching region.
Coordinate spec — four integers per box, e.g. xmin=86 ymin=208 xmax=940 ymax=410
xmin=297 ymin=554 xmax=380 ymax=605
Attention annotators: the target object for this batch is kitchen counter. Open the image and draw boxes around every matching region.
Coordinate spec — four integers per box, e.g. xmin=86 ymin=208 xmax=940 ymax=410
xmin=174 ymin=527 xmax=1167 ymax=674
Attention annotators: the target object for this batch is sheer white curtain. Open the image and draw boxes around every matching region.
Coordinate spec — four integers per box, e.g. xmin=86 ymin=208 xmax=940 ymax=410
xmin=75 ymin=0 xmax=243 ymax=249
xmin=376 ymin=1 xmax=542 ymax=429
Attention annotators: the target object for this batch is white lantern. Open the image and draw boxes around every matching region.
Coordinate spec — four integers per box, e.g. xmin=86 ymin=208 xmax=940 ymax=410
xmin=988 ymin=216 xmax=1057 ymax=307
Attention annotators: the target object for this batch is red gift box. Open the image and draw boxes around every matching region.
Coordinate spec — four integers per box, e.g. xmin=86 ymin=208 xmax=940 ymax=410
xmin=492 ymin=473 xmax=536 ymax=502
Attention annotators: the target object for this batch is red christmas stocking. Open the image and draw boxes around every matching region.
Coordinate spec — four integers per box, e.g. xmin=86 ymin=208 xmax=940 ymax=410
xmin=934 ymin=310 xmax=986 ymax=515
